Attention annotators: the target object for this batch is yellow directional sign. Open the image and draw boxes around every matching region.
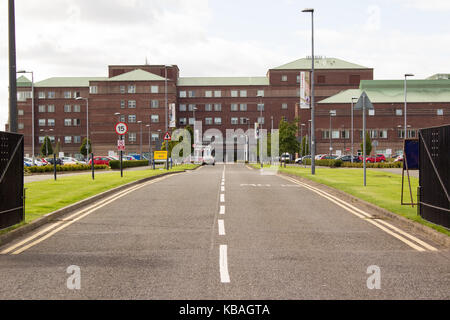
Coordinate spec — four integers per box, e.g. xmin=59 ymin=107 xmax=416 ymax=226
xmin=154 ymin=151 xmax=168 ymax=160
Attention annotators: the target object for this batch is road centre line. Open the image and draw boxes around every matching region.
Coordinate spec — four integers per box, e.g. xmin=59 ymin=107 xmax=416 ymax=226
xmin=280 ymin=175 xmax=437 ymax=252
xmin=218 ymin=220 xmax=226 ymax=235
xmin=220 ymin=194 xmax=225 ymax=203
xmin=220 ymin=205 xmax=225 ymax=215
xmin=220 ymin=245 xmax=230 ymax=283
xmin=221 ymin=186 xmax=225 ymax=192
xmin=1 ymin=175 xmax=172 ymax=255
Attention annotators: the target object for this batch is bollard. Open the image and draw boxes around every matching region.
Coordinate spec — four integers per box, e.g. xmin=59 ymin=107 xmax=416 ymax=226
xmin=53 ymin=154 xmax=57 ymax=180
xmin=152 ymin=159 xmax=155 ymax=170
xmin=91 ymin=152 xmax=95 ymax=180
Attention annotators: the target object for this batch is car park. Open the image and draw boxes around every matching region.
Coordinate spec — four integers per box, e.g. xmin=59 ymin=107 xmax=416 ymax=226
xmin=60 ymin=156 xmax=85 ymax=165
xmin=45 ymin=157 xmax=64 ymax=165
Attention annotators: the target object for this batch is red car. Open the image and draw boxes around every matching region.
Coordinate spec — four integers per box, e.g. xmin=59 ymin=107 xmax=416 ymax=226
xmin=88 ymin=156 xmax=114 ymax=165
xmin=360 ymin=154 xmax=386 ymax=163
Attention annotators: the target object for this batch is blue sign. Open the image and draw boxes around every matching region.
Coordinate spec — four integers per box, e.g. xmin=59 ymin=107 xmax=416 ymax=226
xmin=404 ymin=139 xmax=419 ymax=170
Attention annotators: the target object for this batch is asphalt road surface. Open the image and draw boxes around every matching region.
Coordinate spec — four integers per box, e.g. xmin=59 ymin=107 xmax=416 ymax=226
xmin=1 ymin=164 xmax=449 ymax=299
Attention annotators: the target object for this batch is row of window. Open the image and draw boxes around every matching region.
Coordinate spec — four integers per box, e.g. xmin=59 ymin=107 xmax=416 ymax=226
xmin=38 ymin=136 xmax=82 ymax=144
xmin=180 ymin=89 xmax=265 ymax=98
xmin=179 ymin=117 xmax=269 ymax=126
xmin=37 ymin=91 xmax=81 ymax=99
xmin=89 ymin=85 xmax=160 ymax=95
xmin=320 ymin=129 xmax=417 ymax=139
xmin=118 ymin=114 xmax=160 ymax=123
xmin=179 ymin=103 xmax=289 ymax=112
xmin=37 ymin=119 xmax=81 ymax=127
xmin=329 ymin=108 xmax=445 ymax=116
xmin=120 ymin=100 xmax=160 ymax=109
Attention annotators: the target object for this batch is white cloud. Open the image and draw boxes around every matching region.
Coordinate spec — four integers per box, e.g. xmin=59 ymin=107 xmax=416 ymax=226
xmin=395 ymin=0 xmax=450 ymax=11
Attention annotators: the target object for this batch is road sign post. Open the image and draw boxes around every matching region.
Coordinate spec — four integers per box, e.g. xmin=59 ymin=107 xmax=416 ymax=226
xmin=115 ymin=122 xmax=128 ymax=177
xmin=163 ymin=131 xmax=171 ymax=170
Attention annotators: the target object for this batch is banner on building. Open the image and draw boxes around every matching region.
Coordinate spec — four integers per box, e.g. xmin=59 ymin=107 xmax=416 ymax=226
xmin=300 ymin=72 xmax=311 ymax=109
xmin=169 ymin=103 xmax=176 ymax=128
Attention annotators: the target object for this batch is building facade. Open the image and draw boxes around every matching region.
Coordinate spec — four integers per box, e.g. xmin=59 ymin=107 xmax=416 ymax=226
xmin=13 ymin=57 xmax=449 ymax=160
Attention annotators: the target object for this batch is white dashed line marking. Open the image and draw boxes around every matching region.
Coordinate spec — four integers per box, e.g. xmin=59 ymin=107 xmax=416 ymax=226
xmin=220 ymin=245 xmax=230 ymax=283
xmin=218 ymin=220 xmax=226 ymax=235
xmin=220 ymin=205 xmax=225 ymax=215
xmin=220 ymin=194 xmax=225 ymax=202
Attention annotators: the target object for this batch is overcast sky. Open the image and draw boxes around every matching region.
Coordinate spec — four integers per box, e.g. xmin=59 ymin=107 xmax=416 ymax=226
xmin=1 ymin=0 xmax=450 ymax=128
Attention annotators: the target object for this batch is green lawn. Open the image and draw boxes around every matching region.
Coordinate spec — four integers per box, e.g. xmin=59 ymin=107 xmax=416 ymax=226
xmin=1 ymin=164 xmax=199 ymax=235
xmin=251 ymin=164 xmax=449 ymax=236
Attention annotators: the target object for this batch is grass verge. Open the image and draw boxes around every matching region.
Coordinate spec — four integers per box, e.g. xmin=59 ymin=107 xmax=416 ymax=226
xmin=250 ymin=164 xmax=449 ymax=237
xmin=1 ymin=164 xmax=199 ymax=236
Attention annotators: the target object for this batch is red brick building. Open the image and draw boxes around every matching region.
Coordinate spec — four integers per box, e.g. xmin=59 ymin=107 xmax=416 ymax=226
xmin=12 ymin=57 xmax=448 ymax=159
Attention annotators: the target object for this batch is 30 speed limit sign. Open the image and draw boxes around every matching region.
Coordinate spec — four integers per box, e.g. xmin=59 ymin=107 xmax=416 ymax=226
xmin=115 ymin=122 xmax=128 ymax=135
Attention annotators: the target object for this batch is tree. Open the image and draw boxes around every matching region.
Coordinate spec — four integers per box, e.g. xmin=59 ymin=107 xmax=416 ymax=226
xmin=300 ymin=136 xmax=309 ymax=157
xmin=279 ymin=119 xmax=300 ymax=157
xmin=80 ymin=138 xmax=92 ymax=157
xmin=40 ymin=136 xmax=53 ymax=157
xmin=360 ymin=131 xmax=372 ymax=156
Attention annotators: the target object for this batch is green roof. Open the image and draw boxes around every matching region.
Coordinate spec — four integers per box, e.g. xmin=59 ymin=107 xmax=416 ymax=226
xmin=273 ymin=57 xmax=370 ymax=70
xmin=178 ymin=77 xmax=269 ymax=87
xmin=107 ymin=69 xmax=166 ymax=81
xmin=319 ymin=80 xmax=450 ymax=104
xmin=16 ymin=75 xmax=31 ymax=87
xmin=35 ymin=77 xmax=107 ymax=88
xmin=426 ymin=73 xmax=450 ymax=80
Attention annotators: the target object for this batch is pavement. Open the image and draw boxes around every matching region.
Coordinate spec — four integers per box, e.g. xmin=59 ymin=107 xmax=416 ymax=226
xmin=1 ymin=164 xmax=448 ymax=299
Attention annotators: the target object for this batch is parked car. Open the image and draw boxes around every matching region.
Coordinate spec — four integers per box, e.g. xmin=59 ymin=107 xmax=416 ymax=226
xmin=89 ymin=156 xmax=114 ymax=166
xmin=45 ymin=157 xmax=63 ymax=165
xmin=336 ymin=155 xmax=361 ymax=163
xmin=393 ymin=155 xmax=403 ymax=162
xmin=294 ymin=157 xmax=303 ymax=164
xmin=61 ymin=156 xmax=85 ymax=165
xmin=202 ymin=155 xmax=215 ymax=165
xmin=24 ymin=160 xmax=32 ymax=167
xmin=315 ymin=154 xmax=325 ymax=160
xmin=280 ymin=153 xmax=292 ymax=162
xmin=122 ymin=155 xmax=137 ymax=161
xmin=319 ymin=154 xmax=339 ymax=160
xmin=24 ymin=157 xmax=45 ymax=166
xmin=363 ymin=154 xmax=386 ymax=163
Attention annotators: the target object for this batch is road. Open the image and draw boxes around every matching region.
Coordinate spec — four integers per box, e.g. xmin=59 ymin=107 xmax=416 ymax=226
xmin=1 ymin=164 xmax=448 ymax=299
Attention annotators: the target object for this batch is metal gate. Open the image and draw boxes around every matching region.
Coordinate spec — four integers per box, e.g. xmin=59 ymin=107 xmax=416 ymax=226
xmin=418 ymin=125 xmax=450 ymax=229
xmin=0 ymin=131 xmax=24 ymax=229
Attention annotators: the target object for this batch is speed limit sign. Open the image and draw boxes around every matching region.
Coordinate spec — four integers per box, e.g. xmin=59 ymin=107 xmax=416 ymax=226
xmin=115 ymin=122 xmax=128 ymax=135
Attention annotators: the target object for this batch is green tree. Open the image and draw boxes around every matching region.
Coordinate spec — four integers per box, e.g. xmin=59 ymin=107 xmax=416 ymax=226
xmin=80 ymin=138 xmax=92 ymax=157
xmin=40 ymin=136 xmax=53 ymax=157
xmin=279 ymin=118 xmax=300 ymax=157
xmin=360 ymin=131 xmax=372 ymax=156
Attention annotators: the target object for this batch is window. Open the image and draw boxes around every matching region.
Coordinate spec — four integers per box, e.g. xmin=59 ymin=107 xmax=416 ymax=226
xmin=230 ymin=104 xmax=238 ymax=111
xmin=205 ymin=117 xmax=213 ymax=125
xmin=39 ymin=105 xmax=46 ymax=113
xmin=73 ymin=119 xmax=81 ymax=126
xmin=64 ymin=91 xmax=71 ymax=99
xmin=369 ymin=130 xmax=378 ymax=139
xmin=64 ymin=105 xmax=71 ymax=112
xmin=437 ymin=109 xmax=444 ymax=116
xmin=214 ymin=104 xmax=222 ymax=112
xmin=214 ymin=90 xmax=221 ymax=98
xmin=332 ymin=130 xmax=340 ymax=139
xmin=128 ymin=100 xmax=136 ymax=108
xmin=296 ymin=75 xmax=301 ymax=83
xmin=89 ymin=86 xmax=97 ymax=94
xmin=379 ymin=130 xmax=388 ymax=139
xmin=396 ymin=109 xmax=403 ymax=116
xmin=179 ymin=118 xmax=187 ymax=125
xmin=189 ymin=118 xmax=195 ymax=125
xmin=38 ymin=136 xmax=45 ymax=144
xmin=257 ymin=90 xmax=264 ymax=97
xmin=257 ymin=117 xmax=265 ymax=124
xmin=128 ymin=85 xmax=136 ymax=93
xmin=214 ymin=117 xmax=222 ymax=125
xmin=151 ymin=100 xmax=159 ymax=108
xmin=74 ymin=136 xmax=81 ymax=144
xmin=407 ymin=129 xmax=417 ymax=138
xmin=38 ymin=92 xmax=45 ymax=99
xmin=48 ymin=119 xmax=55 ymax=126
xmin=188 ymin=104 xmax=196 ymax=111
xmin=179 ymin=91 xmax=187 ymax=98
xmin=49 ymin=136 xmax=55 ymax=143
xmin=240 ymin=90 xmax=247 ymax=97
xmin=322 ymin=130 xmax=330 ymax=139
xmin=188 ymin=90 xmax=196 ymax=98
xmin=397 ymin=129 xmax=405 ymax=139
xmin=73 ymin=105 xmax=81 ymax=112
xmin=151 ymin=133 xmax=159 ymax=142
xmin=120 ymin=115 xmax=126 ymax=122
xmin=64 ymin=136 xmax=72 ymax=144
xmin=64 ymin=119 xmax=72 ymax=126
xmin=179 ymin=104 xmax=187 ymax=112
xmin=151 ymin=85 xmax=159 ymax=94
xmin=128 ymin=115 xmax=136 ymax=123
xmin=205 ymin=104 xmax=212 ymax=111
xmin=231 ymin=90 xmax=238 ymax=97
xmin=120 ymin=100 xmax=125 ymax=109
xmin=257 ymin=104 xmax=264 ymax=111
xmin=47 ymin=91 xmax=55 ymax=99
xmin=240 ymin=104 xmax=247 ymax=111
xmin=240 ymin=117 xmax=248 ymax=125
xmin=47 ymin=105 xmax=55 ymax=112
xmin=282 ymin=103 xmax=288 ymax=110
xmin=231 ymin=117 xmax=238 ymax=125
xmin=368 ymin=109 xmax=375 ymax=116
xmin=128 ymin=132 xmax=136 ymax=142
xmin=74 ymin=91 xmax=80 ymax=98
xmin=18 ymin=109 xmax=24 ymax=116
xmin=341 ymin=130 xmax=350 ymax=139
xmin=18 ymin=123 xmax=24 ymax=130
xmin=205 ymin=90 xmax=212 ymax=98
xmin=281 ymin=75 xmax=287 ymax=82
xmin=17 ymin=91 xmax=31 ymax=101
xmin=120 ymin=86 xmax=125 ymax=94
xmin=151 ymin=115 xmax=159 ymax=123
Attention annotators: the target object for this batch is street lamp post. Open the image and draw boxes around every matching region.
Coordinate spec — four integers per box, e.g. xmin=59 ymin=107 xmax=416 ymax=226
xmin=329 ymin=110 xmax=336 ymax=156
xmin=114 ymin=112 xmax=123 ymax=177
xmin=146 ymin=124 xmax=152 ymax=167
xmin=351 ymin=97 xmax=358 ymax=163
xmin=404 ymin=73 xmax=414 ymax=140
xmin=257 ymin=94 xmax=264 ymax=168
xmin=17 ymin=70 xmax=34 ymax=164
xmin=76 ymin=96 xmax=89 ymax=160
xmin=300 ymin=123 xmax=305 ymax=156
xmin=138 ymin=120 xmax=143 ymax=159
xmin=302 ymin=8 xmax=315 ymax=174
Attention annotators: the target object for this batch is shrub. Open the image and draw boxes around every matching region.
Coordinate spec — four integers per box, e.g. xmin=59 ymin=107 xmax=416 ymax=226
xmin=26 ymin=164 xmax=108 ymax=173
xmin=300 ymin=158 xmax=402 ymax=169
xmin=109 ymin=160 xmax=149 ymax=169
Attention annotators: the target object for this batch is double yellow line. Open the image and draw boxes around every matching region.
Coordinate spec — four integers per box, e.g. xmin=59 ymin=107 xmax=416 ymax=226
xmin=1 ymin=175 xmax=171 ymax=255
xmin=279 ymin=175 xmax=438 ymax=252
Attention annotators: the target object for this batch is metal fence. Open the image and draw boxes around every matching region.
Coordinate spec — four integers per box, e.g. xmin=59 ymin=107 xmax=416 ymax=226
xmin=418 ymin=125 xmax=450 ymax=229
xmin=0 ymin=131 xmax=24 ymax=230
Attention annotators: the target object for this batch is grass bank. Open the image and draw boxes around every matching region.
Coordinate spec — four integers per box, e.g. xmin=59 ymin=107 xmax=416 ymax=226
xmin=1 ymin=164 xmax=199 ymax=235
xmin=250 ymin=164 xmax=449 ymax=236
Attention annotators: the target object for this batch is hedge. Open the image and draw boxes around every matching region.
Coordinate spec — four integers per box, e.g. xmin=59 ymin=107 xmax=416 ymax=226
xmin=25 ymin=164 xmax=108 ymax=173
xmin=109 ymin=160 xmax=149 ymax=169
xmin=302 ymin=159 xmax=403 ymax=168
